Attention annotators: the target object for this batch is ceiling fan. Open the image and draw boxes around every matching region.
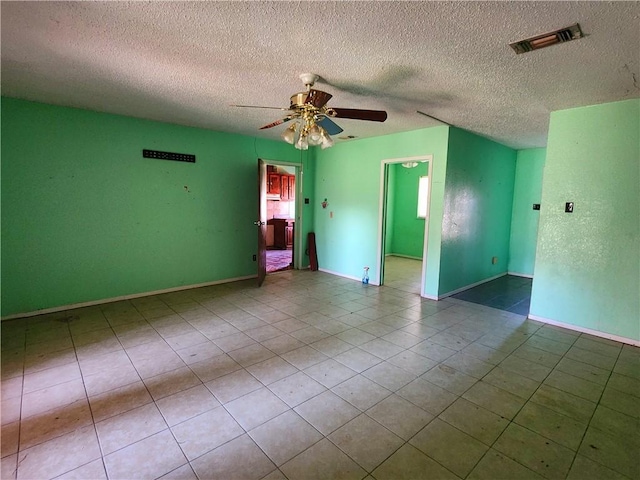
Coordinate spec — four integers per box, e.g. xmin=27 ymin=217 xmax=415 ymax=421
xmin=232 ymin=73 xmax=388 ymax=150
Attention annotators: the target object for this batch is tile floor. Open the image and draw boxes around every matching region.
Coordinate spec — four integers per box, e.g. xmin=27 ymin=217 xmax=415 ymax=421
xmin=1 ymin=265 xmax=638 ymax=480
xmin=452 ymin=275 xmax=532 ymax=316
xmin=266 ymin=249 xmax=292 ymax=274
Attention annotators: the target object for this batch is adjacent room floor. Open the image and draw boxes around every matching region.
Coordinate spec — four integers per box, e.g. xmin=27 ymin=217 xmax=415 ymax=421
xmin=452 ymin=275 xmax=533 ymax=316
xmin=1 ymin=269 xmax=638 ymax=480
xmin=266 ymin=249 xmax=292 ymax=274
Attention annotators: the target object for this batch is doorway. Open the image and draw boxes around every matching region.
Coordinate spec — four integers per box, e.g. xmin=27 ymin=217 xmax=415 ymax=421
xmin=263 ymin=163 xmax=298 ymax=274
xmin=377 ymin=155 xmax=433 ymax=296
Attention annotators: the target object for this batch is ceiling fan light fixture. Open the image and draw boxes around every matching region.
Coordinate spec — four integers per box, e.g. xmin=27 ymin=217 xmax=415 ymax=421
xmin=402 ymin=162 xmax=419 ymax=169
xmin=295 ymin=132 xmax=309 ymax=150
xmin=307 ymin=124 xmax=323 ymax=146
xmin=281 ymin=123 xmax=297 ymax=144
xmin=320 ymin=130 xmax=334 ymax=150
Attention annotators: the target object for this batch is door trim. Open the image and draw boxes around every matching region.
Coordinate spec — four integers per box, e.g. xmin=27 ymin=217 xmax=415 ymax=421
xmin=376 ymin=155 xmax=433 ymax=297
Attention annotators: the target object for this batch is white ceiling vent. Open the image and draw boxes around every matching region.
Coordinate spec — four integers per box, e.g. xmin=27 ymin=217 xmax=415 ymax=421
xmin=510 ymin=23 xmax=584 ymax=54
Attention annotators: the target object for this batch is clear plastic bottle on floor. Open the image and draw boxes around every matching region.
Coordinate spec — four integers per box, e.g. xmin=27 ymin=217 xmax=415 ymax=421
xmin=362 ymin=266 xmax=369 ymax=284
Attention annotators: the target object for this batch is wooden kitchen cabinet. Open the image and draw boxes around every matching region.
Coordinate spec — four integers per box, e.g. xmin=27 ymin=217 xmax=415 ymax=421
xmin=288 ymin=175 xmax=295 ymax=200
xmin=279 ymin=175 xmax=296 ymax=200
xmin=268 ymin=174 xmax=281 ymax=195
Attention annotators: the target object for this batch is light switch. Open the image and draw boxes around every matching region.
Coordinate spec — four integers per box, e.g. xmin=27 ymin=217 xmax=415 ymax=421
xmin=565 ymin=202 xmax=574 ymax=213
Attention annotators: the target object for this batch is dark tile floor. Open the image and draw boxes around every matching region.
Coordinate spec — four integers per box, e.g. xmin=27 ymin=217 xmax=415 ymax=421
xmin=451 ymin=275 xmax=532 ymax=315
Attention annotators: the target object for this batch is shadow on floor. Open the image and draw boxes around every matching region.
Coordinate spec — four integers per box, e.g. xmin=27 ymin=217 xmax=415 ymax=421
xmin=451 ymin=275 xmax=532 ymax=315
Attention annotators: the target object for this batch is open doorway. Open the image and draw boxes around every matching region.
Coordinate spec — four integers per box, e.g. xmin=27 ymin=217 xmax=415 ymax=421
xmin=377 ymin=156 xmax=433 ymax=295
xmin=264 ymin=164 xmax=297 ymax=274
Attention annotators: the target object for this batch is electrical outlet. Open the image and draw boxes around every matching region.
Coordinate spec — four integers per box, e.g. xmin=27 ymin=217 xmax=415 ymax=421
xmin=252 ymin=254 xmax=257 ymax=261
xmin=492 ymin=256 xmax=498 ymax=265
xmin=565 ymin=202 xmax=574 ymax=213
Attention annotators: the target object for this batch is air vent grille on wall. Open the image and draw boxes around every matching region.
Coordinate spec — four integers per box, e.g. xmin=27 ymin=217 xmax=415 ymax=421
xmin=143 ymin=149 xmax=195 ymax=163
xmin=510 ymin=23 xmax=583 ymax=54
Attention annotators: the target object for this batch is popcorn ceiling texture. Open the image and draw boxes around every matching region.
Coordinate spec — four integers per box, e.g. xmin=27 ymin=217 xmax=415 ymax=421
xmin=2 ymin=1 xmax=638 ymax=149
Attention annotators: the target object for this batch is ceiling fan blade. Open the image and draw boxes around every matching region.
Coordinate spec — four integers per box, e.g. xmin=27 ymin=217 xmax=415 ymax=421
xmin=318 ymin=117 xmax=343 ymax=135
xmin=332 ymin=108 xmax=387 ymax=122
xmin=304 ymin=89 xmax=333 ymax=108
xmin=259 ymin=116 xmax=293 ymax=130
xmin=230 ymin=104 xmax=288 ymax=111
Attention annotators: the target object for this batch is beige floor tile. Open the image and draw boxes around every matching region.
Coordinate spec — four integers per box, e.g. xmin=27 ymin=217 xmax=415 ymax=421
xmin=104 ymin=429 xmax=187 ymax=480
xmin=442 ymin=352 xmax=494 ymax=378
xmin=0 ymin=454 xmax=17 ymax=480
xmin=289 ymin=326 xmax=331 ymax=344
xmin=225 ymin=387 xmax=289 ymax=430
xmin=440 ymin=397 xmax=509 ymax=445
xmin=75 ymin=337 xmax=123 ymax=362
xmin=555 ymin=357 xmax=611 ymax=385
xmin=170 ymin=406 xmax=243 ymax=460
xmin=281 ymin=345 xmax=329 ymax=370
xmin=514 ymin=401 xmax=588 ymax=450
xmin=304 ymin=359 xmax=357 ymax=388
xmin=1 ymin=422 xmax=19 ymax=457
xmin=54 ymin=459 xmax=107 ymax=480
xmin=23 ymin=347 xmax=77 ymax=375
xmin=589 ymin=405 xmax=640 ymax=444
xmin=607 ymin=372 xmax=640 ymax=398
xmin=259 ymin=334 xmax=304 ymax=355
xmin=156 ymin=463 xmax=198 ymax=480
xmin=335 ymin=328 xmax=377 ymax=346
xmin=544 ymin=370 xmax=604 ymax=403
xmin=83 ymin=363 xmax=141 ymax=397
xmin=462 ymin=380 xmax=526 ymax=420
xmin=16 ymin=425 xmax=101 ymax=480
xmin=131 ymin=351 xmax=187 ymax=379
xmin=359 ymin=338 xmax=404 ymax=360
xmin=21 ymin=377 xmax=84 ymax=419
xmin=246 ymin=356 xmax=298 ymax=385
xmin=22 ymin=362 xmax=81 ymax=394
xmin=421 ymin=363 xmax=477 ymax=395
xmin=366 ymin=394 xmax=433 ymax=440
xmin=331 ymin=374 xmax=392 ymax=411
xmin=362 ymin=361 xmax=416 ymax=391
xmin=468 ymin=449 xmax=544 ymax=479
xmin=462 ymin=343 xmax=509 ymax=365
xmin=528 ymin=384 xmax=597 ymax=424
xmin=156 ymin=384 xmax=220 ymax=426
xmin=410 ymin=418 xmax=488 ymax=478
xmin=565 ymin=346 xmax=616 ymax=371
xmin=191 ymin=434 xmax=276 ymax=480
xmin=175 ymin=341 xmax=224 ymax=365
xmin=397 ymin=378 xmax=458 ymax=415
xmin=309 ymin=337 xmax=353 ymax=357
xmin=165 ymin=330 xmax=209 ymax=350
xmin=20 ymin=398 xmax=93 ymax=450
xmin=89 ymin=381 xmax=153 ymax=422
xmin=249 ymin=410 xmax=323 ymax=466
xmin=334 ymin=347 xmax=383 ymax=373
xmin=280 ymin=438 xmax=366 ymax=480
xmin=205 ymin=369 xmax=262 ymax=404
xmin=95 ymin=403 xmax=167 ymax=455
xmin=512 ymin=344 xmax=563 ymax=368
xmin=143 ymin=365 xmax=202 ymax=400
xmin=268 ymin=371 xmax=326 ymax=407
xmin=386 ymin=350 xmax=439 ymax=376
xmin=578 ymin=426 xmax=639 ymax=478
xmin=212 ymin=332 xmax=256 ymax=352
xmin=329 ymin=414 xmax=403 ymax=472
xmin=188 ymin=353 xmax=242 ymax=382
xmin=77 ymin=349 xmax=132 ymax=377
xmin=1 ymin=396 xmax=21 ymax=426
xmin=493 ymin=423 xmax=574 ymax=479
xmin=228 ymin=343 xmax=276 ymax=367
xmin=600 ymin=386 xmax=640 ymax=419
xmin=372 ymin=443 xmax=460 ymax=480
xmin=500 ymin=354 xmax=553 ymax=382
xmin=294 ymin=390 xmax=360 ymax=435
xmin=566 ymin=454 xmax=630 ymax=480
xmin=483 ymin=366 xmax=540 ymax=399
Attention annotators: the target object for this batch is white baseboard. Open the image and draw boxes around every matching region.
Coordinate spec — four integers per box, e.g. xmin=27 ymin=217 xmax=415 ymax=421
xmin=1 ymin=274 xmax=258 ymax=321
xmin=437 ymin=273 xmax=507 ymax=299
xmin=508 ymin=271 xmax=534 ymax=279
xmin=528 ymin=314 xmax=640 ymax=347
xmin=317 ymin=268 xmax=379 ymax=286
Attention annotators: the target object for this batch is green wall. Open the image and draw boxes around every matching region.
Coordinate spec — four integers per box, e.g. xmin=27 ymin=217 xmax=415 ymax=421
xmin=1 ymin=98 xmax=310 ymax=317
xmin=388 ymin=162 xmax=427 ymax=258
xmin=530 ymin=99 xmax=640 ymax=341
xmin=438 ymin=128 xmax=517 ymax=296
xmin=384 ymin=163 xmax=396 ymax=254
xmin=508 ymin=148 xmax=546 ymax=276
xmin=314 ymin=127 xmax=450 ymax=297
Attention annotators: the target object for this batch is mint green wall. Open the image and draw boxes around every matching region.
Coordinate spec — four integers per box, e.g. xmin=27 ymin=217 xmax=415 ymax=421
xmin=438 ymin=128 xmax=516 ymax=296
xmin=1 ymin=98 xmax=308 ymax=316
xmin=530 ymin=99 xmax=639 ymax=341
xmin=508 ymin=148 xmax=546 ymax=276
xmin=314 ymin=127 xmax=450 ymax=297
xmin=388 ymin=162 xmax=427 ymax=258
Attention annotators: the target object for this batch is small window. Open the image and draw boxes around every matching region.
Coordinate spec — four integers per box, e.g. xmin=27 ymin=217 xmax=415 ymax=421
xmin=417 ymin=176 xmax=429 ymax=218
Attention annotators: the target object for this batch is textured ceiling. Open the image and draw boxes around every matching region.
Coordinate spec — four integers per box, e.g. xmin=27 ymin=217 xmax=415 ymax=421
xmin=2 ymin=1 xmax=639 ymax=149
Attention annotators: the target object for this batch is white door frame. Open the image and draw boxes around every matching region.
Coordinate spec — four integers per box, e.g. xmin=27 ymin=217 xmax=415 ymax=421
xmin=376 ymin=155 xmax=433 ymax=297
xmin=260 ymin=159 xmax=304 ymax=269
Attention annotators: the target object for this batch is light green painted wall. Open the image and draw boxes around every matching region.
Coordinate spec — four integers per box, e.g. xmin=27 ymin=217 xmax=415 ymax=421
xmin=438 ymin=128 xmax=517 ymax=296
xmin=508 ymin=148 xmax=546 ymax=276
xmin=530 ymin=99 xmax=640 ymax=341
xmin=389 ymin=162 xmax=427 ymax=258
xmin=1 ymin=97 xmax=310 ymax=317
xmin=314 ymin=127 xmax=450 ymax=297
xmin=384 ymin=164 xmax=396 ymax=253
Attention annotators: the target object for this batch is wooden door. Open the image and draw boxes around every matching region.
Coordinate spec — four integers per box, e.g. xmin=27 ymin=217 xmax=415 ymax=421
xmin=257 ymin=159 xmax=267 ymax=286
